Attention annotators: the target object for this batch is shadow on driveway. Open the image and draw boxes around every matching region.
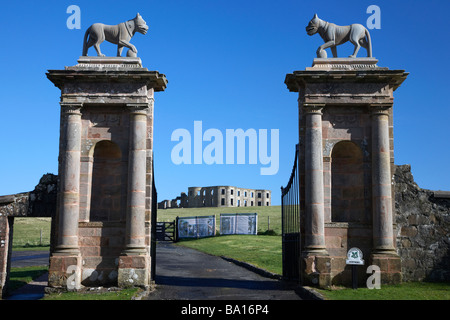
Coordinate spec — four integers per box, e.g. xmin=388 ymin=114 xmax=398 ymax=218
xmin=146 ymin=242 xmax=302 ymax=300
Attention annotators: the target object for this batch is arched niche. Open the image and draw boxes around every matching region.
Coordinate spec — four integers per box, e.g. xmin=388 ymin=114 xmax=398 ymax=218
xmin=331 ymin=141 xmax=368 ymax=223
xmin=90 ymin=140 xmax=124 ymax=222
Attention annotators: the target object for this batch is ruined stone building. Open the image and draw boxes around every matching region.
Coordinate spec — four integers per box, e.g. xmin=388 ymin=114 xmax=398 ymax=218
xmin=158 ymin=186 xmax=271 ymax=209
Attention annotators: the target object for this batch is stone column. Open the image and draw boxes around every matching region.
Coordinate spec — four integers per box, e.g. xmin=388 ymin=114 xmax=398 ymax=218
xmin=55 ymin=103 xmax=82 ymax=255
xmin=123 ymin=103 xmax=149 ymax=255
xmin=303 ymin=104 xmax=328 ymax=255
xmin=48 ymin=103 xmax=82 ymax=290
xmin=118 ymin=103 xmax=150 ymax=288
xmin=371 ymin=105 xmax=396 ymax=254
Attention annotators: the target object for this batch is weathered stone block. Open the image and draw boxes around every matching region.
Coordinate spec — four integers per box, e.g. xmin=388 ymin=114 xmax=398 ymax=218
xmin=401 ymin=226 xmax=418 ymax=237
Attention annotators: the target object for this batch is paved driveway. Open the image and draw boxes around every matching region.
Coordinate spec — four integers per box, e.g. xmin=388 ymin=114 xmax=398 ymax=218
xmin=11 ymin=250 xmax=50 ymax=268
xmin=145 ymin=242 xmax=302 ymax=300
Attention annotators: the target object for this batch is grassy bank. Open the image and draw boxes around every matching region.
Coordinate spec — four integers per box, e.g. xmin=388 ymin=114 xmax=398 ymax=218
xmin=7 ymin=266 xmax=48 ymax=294
xmin=12 ymin=217 xmax=51 ymax=250
xmin=177 ymin=234 xmax=282 ymax=275
xmin=315 ymin=282 xmax=450 ymax=300
xmin=42 ymin=288 xmax=142 ymax=300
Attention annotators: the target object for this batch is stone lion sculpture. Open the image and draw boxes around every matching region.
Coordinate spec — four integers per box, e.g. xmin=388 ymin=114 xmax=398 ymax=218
xmin=82 ymin=13 xmax=149 ymax=57
xmin=305 ymin=14 xmax=372 ymax=58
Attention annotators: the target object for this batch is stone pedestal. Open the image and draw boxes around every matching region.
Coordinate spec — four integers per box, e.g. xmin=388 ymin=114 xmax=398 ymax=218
xmin=46 ymin=57 xmax=167 ymax=290
xmin=285 ymin=58 xmax=407 ymax=287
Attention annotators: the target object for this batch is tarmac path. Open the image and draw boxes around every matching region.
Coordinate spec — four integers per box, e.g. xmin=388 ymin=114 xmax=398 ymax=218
xmin=145 ymin=242 xmax=302 ymax=300
xmin=10 ymin=250 xmax=50 ymax=268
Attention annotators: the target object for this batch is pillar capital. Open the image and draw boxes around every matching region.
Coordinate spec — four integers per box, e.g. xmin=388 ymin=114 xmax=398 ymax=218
xmin=127 ymin=103 xmax=149 ymax=115
xmin=60 ymin=102 xmax=83 ymax=115
xmin=303 ymin=103 xmax=325 ymax=115
xmin=369 ymin=104 xmax=392 ymax=116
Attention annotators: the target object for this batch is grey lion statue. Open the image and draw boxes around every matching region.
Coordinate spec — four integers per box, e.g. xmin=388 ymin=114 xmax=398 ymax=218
xmin=306 ymin=14 xmax=372 ymax=58
xmin=82 ymin=13 xmax=149 ymax=57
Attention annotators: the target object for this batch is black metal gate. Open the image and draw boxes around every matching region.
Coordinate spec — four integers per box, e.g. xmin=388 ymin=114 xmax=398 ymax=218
xmin=150 ymin=156 xmax=157 ymax=281
xmin=156 ymin=221 xmax=176 ymax=241
xmin=281 ymin=145 xmax=301 ymax=282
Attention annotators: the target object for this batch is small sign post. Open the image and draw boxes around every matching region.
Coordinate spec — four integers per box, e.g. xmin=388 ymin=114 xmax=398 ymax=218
xmin=346 ymin=247 xmax=364 ymax=289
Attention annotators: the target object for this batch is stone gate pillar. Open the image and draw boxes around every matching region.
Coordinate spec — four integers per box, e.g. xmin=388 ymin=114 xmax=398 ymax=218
xmin=123 ymin=104 xmax=149 ymax=254
xmin=56 ymin=103 xmax=83 ymax=255
xmin=47 ymin=57 xmax=167 ymax=290
xmin=117 ymin=103 xmax=150 ymax=288
xmin=303 ymin=104 xmax=328 ymax=255
xmin=370 ymin=105 xmax=396 ymax=254
xmin=285 ymin=58 xmax=408 ymax=287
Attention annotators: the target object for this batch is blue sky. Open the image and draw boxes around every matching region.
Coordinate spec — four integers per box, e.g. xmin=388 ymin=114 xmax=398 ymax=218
xmin=0 ymin=0 xmax=449 ymax=205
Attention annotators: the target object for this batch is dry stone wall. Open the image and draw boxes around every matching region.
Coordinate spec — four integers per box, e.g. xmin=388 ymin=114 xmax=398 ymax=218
xmin=0 ymin=173 xmax=57 ymax=218
xmin=394 ymin=165 xmax=450 ymax=282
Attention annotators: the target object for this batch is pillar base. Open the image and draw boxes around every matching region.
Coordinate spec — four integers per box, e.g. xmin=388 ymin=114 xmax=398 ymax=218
xmin=303 ymin=246 xmax=329 ymax=256
xmin=53 ymin=245 xmax=81 ymax=256
xmin=301 ymin=251 xmax=331 ymax=289
xmin=48 ymin=254 xmax=82 ymax=290
xmin=118 ymin=255 xmax=150 ymax=289
xmin=370 ymin=251 xmax=402 ymax=285
xmin=121 ymin=244 xmax=148 ymax=256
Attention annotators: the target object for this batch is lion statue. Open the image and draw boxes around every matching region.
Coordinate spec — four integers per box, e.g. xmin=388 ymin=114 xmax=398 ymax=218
xmin=82 ymin=13 xmax=149 ymax=57
xmin=305 ymin=14 xmax=372 ymax=58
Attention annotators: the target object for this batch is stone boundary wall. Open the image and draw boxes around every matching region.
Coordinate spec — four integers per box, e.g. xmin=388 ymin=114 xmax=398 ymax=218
xmin=0 ymin=173 xmax=57 ymax=218
xmin=394 ymin=165 xmax=450 ymax=282
xmin=0 ymin=173 xmax=57 ymax=297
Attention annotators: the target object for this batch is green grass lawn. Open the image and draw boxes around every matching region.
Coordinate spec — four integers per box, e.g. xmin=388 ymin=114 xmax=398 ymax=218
xmin=315 ymin=282 xmax=450 ymax=300
xmin=177 ymin=234 xmax=282 ymax=275
xmin=7 ymin=266 xmax=49 ymax=294
xmin=12 ymin=217 xmax=51 ymax=250
xmin=42 ymin=288 xmax=142 ymax=300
